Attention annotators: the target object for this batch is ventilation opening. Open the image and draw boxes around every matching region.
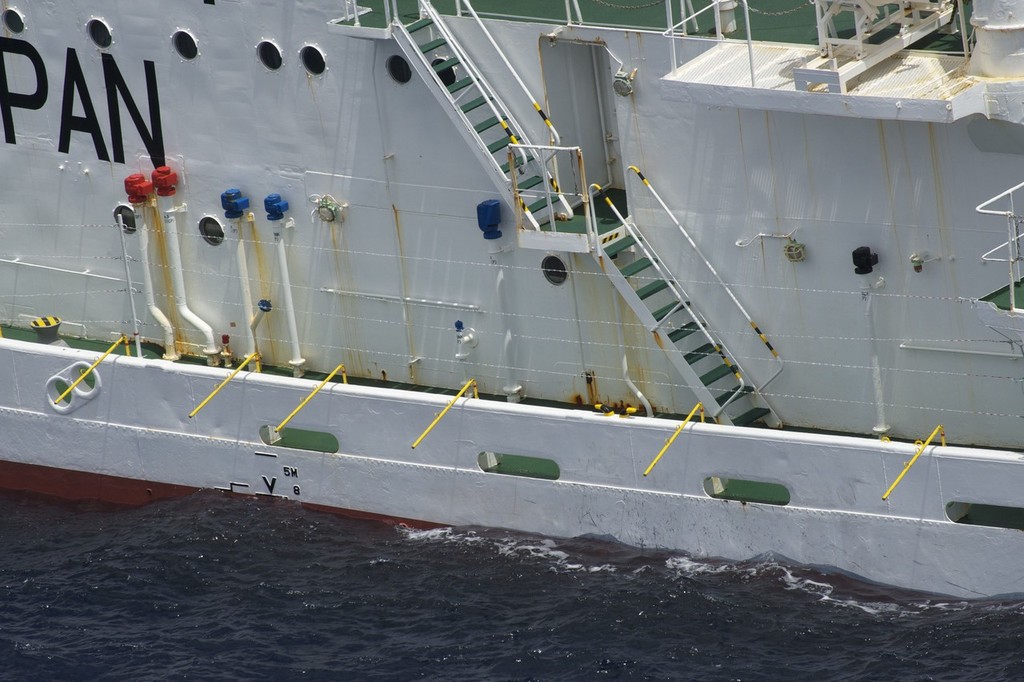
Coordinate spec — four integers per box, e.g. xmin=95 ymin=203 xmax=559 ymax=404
xmin=198 ymin=216 xmax=224 ymax=245
xmin=542 ymin=255 xmax=567 ymax=285
xmin=87 ymin=18 xmax=112 ymax=48
xmin=301 ymin=45 xmax=326 ymax=75
xmin=173 ymin=30 xmax=199 ymax=60
xmin=703 ymin=476 xmax=790 ymax=506
xmin=114 ymin=205 xmax=137 ymax=234
xmin=259 ymin=425 xmax=339 ymax=453
xmin=478 ymin=452 xmax=560 ymax=480
xmin=386 ymin=55 xmax=412 ymax=84
xmin=947 ymin=501 xmax=1024 ymax=531
xmin=257 ymin=40 xmax=283 ymax=70
xmin=3 ymin=9 xmax=25 ymax=34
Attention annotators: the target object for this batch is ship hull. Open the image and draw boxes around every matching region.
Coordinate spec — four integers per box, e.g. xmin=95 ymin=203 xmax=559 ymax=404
xmin=4 ymin=336 xmax=1022 ymax=599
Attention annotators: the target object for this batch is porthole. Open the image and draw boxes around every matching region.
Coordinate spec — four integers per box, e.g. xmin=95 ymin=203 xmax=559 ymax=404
xmin=173 ymin=30 xmax=198 ymax=60
xmin=198 ymin=216 xmax=225 ymax=246
xmin=542 ymin=255 xmax=567 ymax=285
xmin=432 ymin=57 xmax=456 ymax=87
xmin=114 ymin=205 xmax=137 ymax=234
xmin=257 ymin=40 xmax=283 ymax=71
xmin=87 ymin=18 xmax=112 ymax=49
xmin=300 ymin=45 xmax=326 ymax=75
xmin=386 ymin=55 xmax=412 ymax=84
xmin=3 ymin=9 xmax=25 ymax=34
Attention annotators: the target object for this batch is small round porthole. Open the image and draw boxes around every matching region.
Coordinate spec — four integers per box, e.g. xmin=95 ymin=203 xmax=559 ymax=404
xmin=300 ymin=45 xmax=326 ymax=76
xmin=431 ymin=58 xmax=456 ymax=87
xmin=198 ymin=216 xmax=225 ymax=245
xmin=3 ymin=9 xmax=25 ymax=34
xmin=386 ymin=55 xmax=412 ymax=84
xmin=114 ymin=205 xmax=137 ymax=234
xmin=173 ymin=30 xmax=198 ymax=60
xmin=87 ymin=18 xmax=112 ymax=49
xmin=257 ymin=40 xmax=283 ymax=71
xmin=542 ymin=255 xmax=567 ymax=285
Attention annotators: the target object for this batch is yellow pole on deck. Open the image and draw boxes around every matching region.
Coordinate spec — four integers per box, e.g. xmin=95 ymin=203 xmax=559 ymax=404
xmin=882 ymin=425 xmax=946 ymax=500
xmin=643 ymin=402 xmax=703 ymax=477
xmin=53 ymin=336 xmax=128 ymax=405
xmin=411 ymin=378 xmax=477 ymax=449
xmin=188 ymin=352 xmax=259 ymax=419
xmin=274 ymin=363 xmax=347 ymax=434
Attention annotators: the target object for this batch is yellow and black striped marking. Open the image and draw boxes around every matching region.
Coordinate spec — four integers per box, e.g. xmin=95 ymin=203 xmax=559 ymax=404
xmin=628 ymin=165 xmax=651 ymax=187
xmin=600 ymin=230 xmax=623 ymax=245
xmin=533 ymin=102 xmax=554 ymax=129
xmin=499 ymin=120 xmax=519 ymax=144
xmin=715 ymin=345 xmax=743 ymax=381
xmin=750 ymin=321 xmax=780 ymax=358
xmin=31 ymin=316 xmax=61 ymax=329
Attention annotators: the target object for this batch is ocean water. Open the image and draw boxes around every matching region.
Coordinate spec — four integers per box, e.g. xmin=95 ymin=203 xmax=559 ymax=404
xmin=2 ymin=492 xmax=1022 ymax=681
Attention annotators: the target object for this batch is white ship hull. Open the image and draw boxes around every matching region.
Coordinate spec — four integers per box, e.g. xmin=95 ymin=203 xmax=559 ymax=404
xmin=4 ymin=337 xmax=1022 ymax=599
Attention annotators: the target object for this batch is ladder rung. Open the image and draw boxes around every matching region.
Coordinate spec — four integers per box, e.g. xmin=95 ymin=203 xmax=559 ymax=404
xmin=604 ymin=236 xmax=636 ymax=258
xmin=433 ymin=57 xmax=460 ymax=73
xmin=700 ymin=364 xmax=734 ymax=386
xmin=717 ymin=385 xmax=753 ymax=406
xmin=501 ymin=155 xmax=533 ymax=173
xmin=420 ymin=38 xmax=447 ymax=53
xmin=448 ymin=77 xmax=474 ymax=94
xmin=619 ymin=257 xmax=652 ymax=278
xmin=518 ymin=176 xmax=543 ymax=190
xmin=684 ymin=343 xmax=715 ymax=365
xmin=487 ymin=137 xmax=512 ymax=154
xmin=461 ymin=96 xmax=489 ymax=113
xmin=636 ymin=279 xmax=668 ymax=300
xmin=731 ymin=407 xmax=771 ymax=427
xmin=526 ymin=198 xmax=552 ymax=214
xmin=668 ymin=322 xmax=698 ymax=343
xmin=474 ymin=116 xmax=504 ymax=133
xmin=407 ymin=18 xmax=434 ymax=32
xmin=652 ymin=302 xmax=677 ymax=321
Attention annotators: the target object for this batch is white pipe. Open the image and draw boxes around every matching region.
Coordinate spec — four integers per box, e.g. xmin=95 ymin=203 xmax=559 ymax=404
xmin=236 ymin=214 xmax=257 ymax=358
xmin=863 ymin=288 xmax=889 ymax=434
xmin=115 ymin=211 xmax=143 ymax=358
xmin=272 ymin=217 xmax=305 ymax=375
xmin=135 ymin=200 xmax=178 ymax=360
xmin=154 ymin=190 xmax=219 ymax=361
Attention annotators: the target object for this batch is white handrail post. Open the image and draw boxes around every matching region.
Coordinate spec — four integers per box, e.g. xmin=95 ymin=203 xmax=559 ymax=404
xmin=743 ymin=0 xmax=756 ymax=87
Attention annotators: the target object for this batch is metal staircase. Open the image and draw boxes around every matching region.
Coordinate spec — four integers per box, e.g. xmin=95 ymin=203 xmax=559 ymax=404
xmin=392 ymin=1 xmax=573 ymax=228
xmin=589 ymin=170 xmax=783 ymax=427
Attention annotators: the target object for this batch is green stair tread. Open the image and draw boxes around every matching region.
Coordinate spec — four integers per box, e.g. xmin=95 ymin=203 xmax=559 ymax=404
xmin=461 ymin=96 xmax=489 ymax=113
xmin=501 ymin=155 xmax=533 ymax=173
xmin=716 ymin=385 xmax=753 ymax=406
xmin=669 ymin=322 xmax=698 ymax=343
xmin=604 ymin=236 xmax=636 ymax=257
xmin=518 ymin=176 xmax=543 ymax=190
xmin=474 ymin=116 xmax=504 ymax=133
xmin=619 ymin=257 xmax=652 ymax=278
xmin=684 ymin=343 xmax=715 ymax=365
xmin=407 ymin=18 xmax=434 ymax=32
xmin=527 ymin=198 xmax=551 ymax=213
xmin=420 ymin=38 xmax=447 ymax=52
xmin=700 ymin=364 xmax=734 ymax=386
xmin=731 ymin=407 xmax=771 ymax=427
xmin=448 ymin=77 xmax=474 ymax=93
xmin=636 ymin=279 xmax=668 ymax=300
xmin=487 ymin=137 xmax=512 ymax=153
xmin=433 ymin=57 xmax=460 ymax=72
xmin=652 ymin=302 xmax=679 ymax=321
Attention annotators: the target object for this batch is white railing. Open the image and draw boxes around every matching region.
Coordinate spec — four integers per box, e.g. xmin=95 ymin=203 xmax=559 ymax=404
xmin=977 ymin=181 xmax=1024 ymax=311
xmin=663 ymin=0 xmax=756 ymax=85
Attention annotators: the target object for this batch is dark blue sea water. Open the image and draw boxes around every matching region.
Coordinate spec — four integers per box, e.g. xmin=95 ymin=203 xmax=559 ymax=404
xmin=1 ymin=492 xmax=1022 ymax=681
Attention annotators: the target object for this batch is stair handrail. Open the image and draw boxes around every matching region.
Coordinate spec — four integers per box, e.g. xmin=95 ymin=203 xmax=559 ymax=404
xmin=409 ymin=1 xmax=531 ymax=175
xmin=589 ymin=182 xmax=752 ymax=415
xmin=627 ymin=165 xmax=784 ymax=383
xmin=977 ymin=180 xmax=1024 ymax=311
xmin=454 ymin=0 xmax=564 ymax=148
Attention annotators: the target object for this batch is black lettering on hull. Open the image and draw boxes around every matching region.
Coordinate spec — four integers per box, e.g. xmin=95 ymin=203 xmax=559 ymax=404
xmin=58 ymin=48 xmax=109 ymax=161
xmin=0 ymin=37 xmax=47 ymax=144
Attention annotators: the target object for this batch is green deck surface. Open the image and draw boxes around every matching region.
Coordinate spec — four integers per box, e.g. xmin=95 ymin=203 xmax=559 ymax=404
xmin=981 ymin=280 xmax=1024 ymax=311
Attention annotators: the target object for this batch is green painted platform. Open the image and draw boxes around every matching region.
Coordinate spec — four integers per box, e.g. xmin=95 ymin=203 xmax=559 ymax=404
xmin=981 ymin=280 xmax=1024 ymax=311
